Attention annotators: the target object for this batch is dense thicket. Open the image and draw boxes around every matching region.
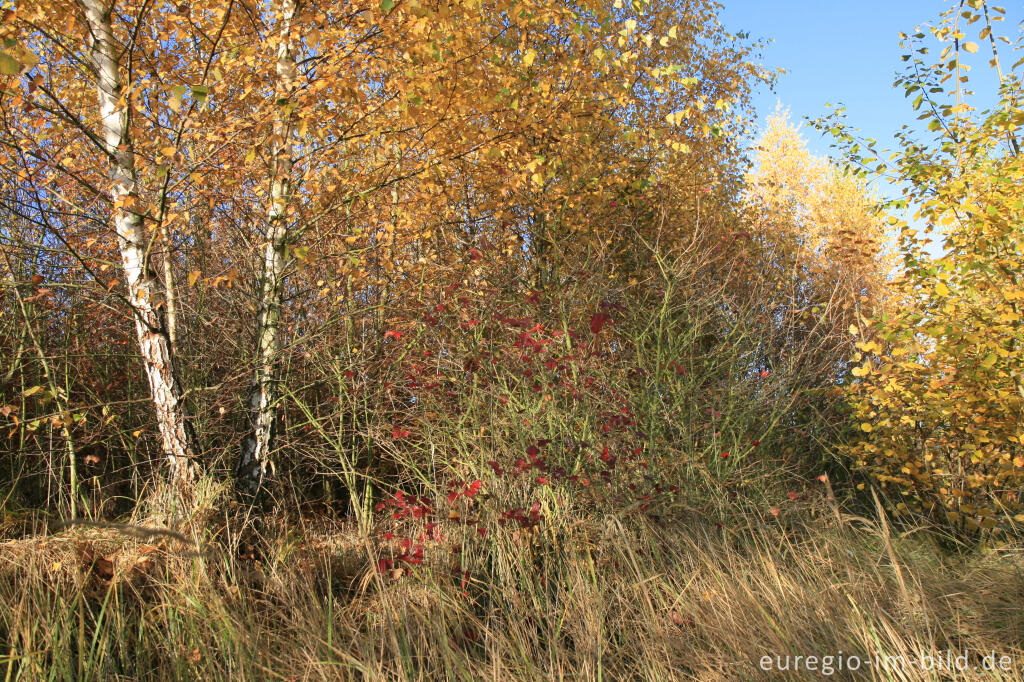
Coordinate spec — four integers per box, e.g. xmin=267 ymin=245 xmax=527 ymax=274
xmin=0 ymin=0 xmax=878 ymax=528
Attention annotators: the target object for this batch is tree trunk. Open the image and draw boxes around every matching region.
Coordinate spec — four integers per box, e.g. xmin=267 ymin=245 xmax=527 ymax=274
xmin=84 ymin=0 xmax=197 ymax=484
xmin=236 ymin=0 xmax=299 ymax=498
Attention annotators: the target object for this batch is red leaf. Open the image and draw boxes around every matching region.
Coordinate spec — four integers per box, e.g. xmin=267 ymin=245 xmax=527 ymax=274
xmin=589 ymin=312 xmax=611 ymax=335
xmin=384 ymin=330 xmax=404 ymax=340
xmin=787 ymin=491 xmax=799 ymax=501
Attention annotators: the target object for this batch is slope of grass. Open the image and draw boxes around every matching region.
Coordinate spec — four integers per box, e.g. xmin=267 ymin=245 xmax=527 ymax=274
xmin=2 ymin=479 xmax=1023 ymax=681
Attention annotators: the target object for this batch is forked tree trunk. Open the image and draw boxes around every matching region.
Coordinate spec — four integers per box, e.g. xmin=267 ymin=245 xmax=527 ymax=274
xmin=236 ymin=0 xmax=299 ymax=498
xmin=84 ymin=0 xmax=197 ymax=484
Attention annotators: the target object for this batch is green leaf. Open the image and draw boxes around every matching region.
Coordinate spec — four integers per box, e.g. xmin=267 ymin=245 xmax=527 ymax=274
xmin=168 ymin=84 xmax=188 ymax=112
xmin=0 ymin=52 xmax=20 ymax=76
xmin=380 ymin=0 xmax=396 ymax=11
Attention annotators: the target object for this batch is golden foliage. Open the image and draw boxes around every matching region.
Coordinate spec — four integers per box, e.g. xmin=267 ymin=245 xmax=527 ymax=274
xmin=834 ymin=1 xmax=1024 ymax=533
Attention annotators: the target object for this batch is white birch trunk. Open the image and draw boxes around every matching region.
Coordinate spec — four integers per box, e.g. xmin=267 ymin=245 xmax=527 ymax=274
xmin=237 ymin=0 xmax=299 ymax=497
xmin=84 ymin=0 xmax=196 ymax=484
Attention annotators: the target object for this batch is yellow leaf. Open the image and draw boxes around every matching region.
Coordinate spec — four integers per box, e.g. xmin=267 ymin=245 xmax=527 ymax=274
xmin=848 ymin=324 xmax=859 ymax=336
xmin=160 ymin=146 xmax=177 ymax=157
xmin=962 ymin=41 xmax=978 ymax=53
xmin=188 ymin=271 xmax=201 ymax=287
xmin=935 ymin=281 xmax=950 ymax=297
xmin=851 ymin=363 xmax=871 ymax=377
xmin=860 ymin=422 xmax=873 ymax=432
xmin=523 ymin=49 xmax=537 ymax=67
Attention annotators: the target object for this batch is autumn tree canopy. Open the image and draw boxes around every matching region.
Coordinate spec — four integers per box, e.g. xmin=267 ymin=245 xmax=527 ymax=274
xmin=0 ymin=0 xmax=780 ymax=511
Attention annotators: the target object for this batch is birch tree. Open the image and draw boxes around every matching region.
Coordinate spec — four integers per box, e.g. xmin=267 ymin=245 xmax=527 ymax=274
xmin=81 ymin=0 xmax=198 ymax=483
xmin=237 ymin=0 xmax=299 ymax=498
xmin=0 ymin=0 xmax=223 ymax=487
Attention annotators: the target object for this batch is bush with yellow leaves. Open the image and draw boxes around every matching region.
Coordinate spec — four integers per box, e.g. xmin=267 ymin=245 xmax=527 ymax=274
xmin=823 ymin=0 xmax=1024 ymax=534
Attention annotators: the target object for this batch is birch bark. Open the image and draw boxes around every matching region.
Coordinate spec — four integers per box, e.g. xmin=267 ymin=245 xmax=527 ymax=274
xmin=84 ymin=0 xmax=197 ymax=483
xmin=237 ymin=0 xmax=299 ymax=497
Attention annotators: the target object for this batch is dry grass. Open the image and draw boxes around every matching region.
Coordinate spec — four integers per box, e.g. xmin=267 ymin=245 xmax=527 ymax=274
xmin=2 ymin=489 xmax=1023 ymax=681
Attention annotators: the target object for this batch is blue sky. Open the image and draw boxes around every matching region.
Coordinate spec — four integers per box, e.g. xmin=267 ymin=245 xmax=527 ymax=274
xmin=719 ymin=1 xmax=1022 ymax=155
xmin=717 ymin=0 xmax=1022 ymax=255
xmin=718 ymin=0 xmax=946 ymax=160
